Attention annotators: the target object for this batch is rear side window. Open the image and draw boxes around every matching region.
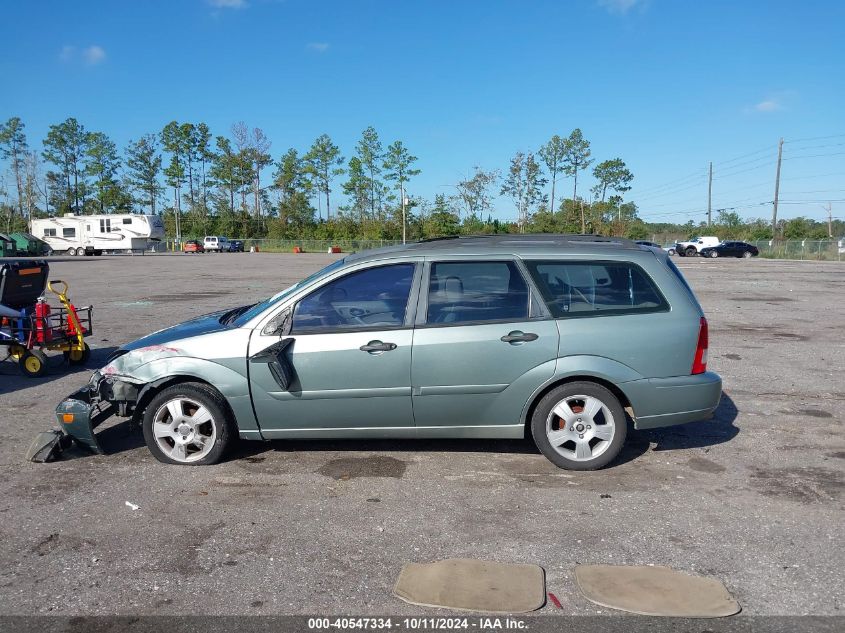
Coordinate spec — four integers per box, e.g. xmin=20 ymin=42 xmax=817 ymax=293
xmin=525 ymin=260 xmax=668 ymax=318
xmin=427 ymin=261 xmax=529 ymax=324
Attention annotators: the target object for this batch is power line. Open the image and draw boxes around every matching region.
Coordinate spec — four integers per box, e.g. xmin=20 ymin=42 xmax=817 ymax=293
xmin=783 ymin=151 xmax=845 ymax=161
xmin=784 ymin=132 xmax=845 ymax=144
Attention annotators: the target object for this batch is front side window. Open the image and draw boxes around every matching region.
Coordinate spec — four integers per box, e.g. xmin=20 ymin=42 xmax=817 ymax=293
xmin=292 ymin=263 xmax=415 ymax=333
xmin=426 ymin=260 xmax=529 ymax=325
xmin=525 ymin=260 xmax=668 ymax=318
xmin=62 ymin=227 xmax=75 ymax=238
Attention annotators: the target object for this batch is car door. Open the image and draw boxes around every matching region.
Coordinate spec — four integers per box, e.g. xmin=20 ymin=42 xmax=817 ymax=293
xmin=248 ymin=261 xmax=421 ymax=437
xmin=410 ymin=258 xmax=559 ymax=431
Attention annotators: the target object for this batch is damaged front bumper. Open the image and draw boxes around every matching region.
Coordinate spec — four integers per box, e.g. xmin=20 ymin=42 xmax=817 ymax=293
xmin=44 ymin=371 xmax=142 ymax=460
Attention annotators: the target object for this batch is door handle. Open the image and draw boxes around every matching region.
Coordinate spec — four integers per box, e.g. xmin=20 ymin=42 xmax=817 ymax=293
xmin=500 ymin=331 xmax=538 ymax=343
xmin=359 ymin=341 xmax=397 ymax=353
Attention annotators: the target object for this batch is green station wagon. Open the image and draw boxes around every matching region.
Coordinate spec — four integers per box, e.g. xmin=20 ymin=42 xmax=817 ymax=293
xmin=56 ymin=235 xmax=721 ymax=470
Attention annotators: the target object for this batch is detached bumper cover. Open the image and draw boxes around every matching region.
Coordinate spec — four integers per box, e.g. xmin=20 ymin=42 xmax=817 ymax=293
xmin=55 ymin=380 xmax=118 ymax=454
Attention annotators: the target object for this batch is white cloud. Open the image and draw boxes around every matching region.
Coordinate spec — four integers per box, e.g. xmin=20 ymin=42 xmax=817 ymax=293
xmin=208 ymin=0 xmax=248 ymax=8
xmin=754 ymin=99 xmax=782 ymax=112
xmin=598 ymin=0 xmax=642 ymax=15
xmin=82 ymin=45 xmax=106 ymax=65
xmin=59 ymin=45 xmax=76 ymax=62
xmin=307 ymin=42 xmax=330 ymax=53
xmin=59 ymin=44 xmax=106 ymax=65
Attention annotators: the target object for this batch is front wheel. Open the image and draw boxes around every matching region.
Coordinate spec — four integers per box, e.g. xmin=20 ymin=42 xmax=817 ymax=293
xmin=685 ymin=247 xmax=697 ymax=257
xmin=530 ymin=381 xmax=627 ymax=470
xmin=19 ymin=349 xmax=49 ymax=377
xmin=142 ymin=383 xmax=236 ymax=465
xmin=742 ymin=251 xmax=752 ymax=258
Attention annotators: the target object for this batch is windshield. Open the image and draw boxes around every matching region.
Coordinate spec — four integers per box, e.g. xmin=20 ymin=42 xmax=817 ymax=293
xmin=231 ymin=258 xmax=346 ymax=326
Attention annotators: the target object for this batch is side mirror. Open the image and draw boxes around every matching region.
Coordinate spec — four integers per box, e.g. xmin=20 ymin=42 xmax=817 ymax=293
xmin=250 ymin=338 xmax=295 ymax=391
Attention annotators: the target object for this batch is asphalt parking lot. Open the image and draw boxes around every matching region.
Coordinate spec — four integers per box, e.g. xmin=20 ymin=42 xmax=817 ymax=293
xmin=0 ymin=253 xmax=842 ymax=617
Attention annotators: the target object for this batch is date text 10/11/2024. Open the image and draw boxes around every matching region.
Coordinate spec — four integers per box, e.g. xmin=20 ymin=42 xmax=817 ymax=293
xmin=307 ymin=618 xmax=528 ymax=630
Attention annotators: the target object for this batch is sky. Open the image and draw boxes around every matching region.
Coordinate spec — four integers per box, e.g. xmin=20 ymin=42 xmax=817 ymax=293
xmin=1 ymin=0 xmax=844 ymax=225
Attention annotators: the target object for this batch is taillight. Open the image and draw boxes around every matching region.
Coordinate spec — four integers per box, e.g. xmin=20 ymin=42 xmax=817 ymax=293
xmin=691 ymin=317 xmax=708 ymax=375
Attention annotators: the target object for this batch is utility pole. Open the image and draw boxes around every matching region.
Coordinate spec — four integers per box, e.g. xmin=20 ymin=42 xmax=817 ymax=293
xmin=771 ymin=137 xmax=784 ymax=239
xmin=826 ymin=202 xmax=833 ymax=238
xmin=580 ymin=199 xmax=585 ymax=234
xmin=707 ymin=161 xmax=713 ymax=226
xmin=400 ymin=181 xmax=406 ymax=244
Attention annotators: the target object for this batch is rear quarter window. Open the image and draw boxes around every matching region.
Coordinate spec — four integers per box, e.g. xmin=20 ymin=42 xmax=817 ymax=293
xmin=524 ymin=260 xmax=669 ymax=318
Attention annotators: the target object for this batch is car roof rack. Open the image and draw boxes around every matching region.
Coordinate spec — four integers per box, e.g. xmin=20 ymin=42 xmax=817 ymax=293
xmin=415 ymin=234 xmax=638 ymax=248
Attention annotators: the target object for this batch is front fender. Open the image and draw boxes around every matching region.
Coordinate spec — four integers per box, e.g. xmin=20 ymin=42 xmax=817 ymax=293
xmin=110 ymin=356 xmax=259 ymax=433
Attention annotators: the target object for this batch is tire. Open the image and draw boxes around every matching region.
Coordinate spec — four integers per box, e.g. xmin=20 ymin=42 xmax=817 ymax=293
xmin=19 ymin=349 xmax=49 ymax=378
xmin=531 ymin=381 xmax=627 ymax=470
xmin=46 ymin=248 xmax=54 ymax=256
xmin=742 ymin=251 xmax=752 ymax=259
xmin=76 ymin=247 xmax=86 ymax=257
xmin=64 ymin=342 xmax=90 ymax=365
xmin=142 ymin=382 xmax=236 ymax=465
xmin=67 ymin=247 xmax=77 ymax=256
xmin=667 ymin=248 xmax=676 ymax=256
xmin=685 ymin=247 xmax=697 ymax=257
xmin=710 ymin=251 xmax=719 ymax=258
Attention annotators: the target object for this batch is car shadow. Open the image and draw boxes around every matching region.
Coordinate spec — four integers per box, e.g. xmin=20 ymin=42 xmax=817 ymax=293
xmin=56 ymin=391 xmax=740 ymax=468
xmin=0 ymin=345 xmax=118 ymax=394
xmin=639 ymin=391 xmax=739 ymax=451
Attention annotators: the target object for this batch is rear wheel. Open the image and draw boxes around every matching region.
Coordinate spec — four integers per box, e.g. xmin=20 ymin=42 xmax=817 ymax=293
xmin=67 ymin=247 xmax=76 ymax=256
xmin=531 ymin=381 xmax=627 ymax=470
xmin=710 ymin=250 xmax=719 ymax=258
xmin=142 ymin=383 xmax=236 ymax=465
xmin=742 ymin=251 xmax=752 ymax=258
xmin=76 ymin=247 xmax=86 ymax=257
xmin=19 ymin=349 xmax=49 ymax=377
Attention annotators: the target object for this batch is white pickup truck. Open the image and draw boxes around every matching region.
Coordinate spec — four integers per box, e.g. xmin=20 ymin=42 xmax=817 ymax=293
xmin=675 ymin=236 xmax=720 ymax=257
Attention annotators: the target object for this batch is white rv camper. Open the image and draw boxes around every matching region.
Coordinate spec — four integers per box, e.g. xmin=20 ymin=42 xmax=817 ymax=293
xmin=31 ymin=213 xmax=165 ymax=256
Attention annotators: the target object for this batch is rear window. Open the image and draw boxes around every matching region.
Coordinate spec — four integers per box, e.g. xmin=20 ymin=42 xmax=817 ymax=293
xmin=524 ymin=260 xmax=668 ymax=318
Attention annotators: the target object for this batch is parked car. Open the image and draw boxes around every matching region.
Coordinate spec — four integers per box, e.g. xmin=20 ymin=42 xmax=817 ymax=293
xmin=184 ymin=240 xmax=204 ymax=254
xmin=676 ymin=236 xmax=720 ymax=257
xmin=635 ymin=241 xmax=662 ymax=249
xmin=699 ymin=241 xmax=759 ymax=258
xmin=663 ymin=244 xmax=677 ymax=256
xmin=204 ymin=236 xmax=230 ymax=252
xmin=228 ymin=240 xmax=245 ymax=252
xmin=56 ymin=235 xmax=721 ymax=471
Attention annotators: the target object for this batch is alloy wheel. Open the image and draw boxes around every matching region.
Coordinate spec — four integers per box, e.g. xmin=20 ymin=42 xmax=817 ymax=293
xmin=152 ymin=397 xmax=218 ymax=463
xmin=545 ymin=394 xmax=616 ymax=462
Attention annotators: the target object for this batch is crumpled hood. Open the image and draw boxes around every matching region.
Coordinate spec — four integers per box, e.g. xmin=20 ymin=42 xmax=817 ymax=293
xmin=122 ymin=310 xmax=230 ymax=352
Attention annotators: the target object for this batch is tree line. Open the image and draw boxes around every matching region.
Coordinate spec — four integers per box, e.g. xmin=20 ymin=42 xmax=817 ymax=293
xmin=0 ymin=116 xmax=839 ymax=241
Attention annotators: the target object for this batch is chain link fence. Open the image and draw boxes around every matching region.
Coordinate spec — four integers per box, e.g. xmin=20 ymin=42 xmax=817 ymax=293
xmin=151 ymin=238 xmax=403 ymax=254
xmin=749 ymin=239 xmax=844 ymax=261
xmin=152 ymin=237 xmax=845 ymax=260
